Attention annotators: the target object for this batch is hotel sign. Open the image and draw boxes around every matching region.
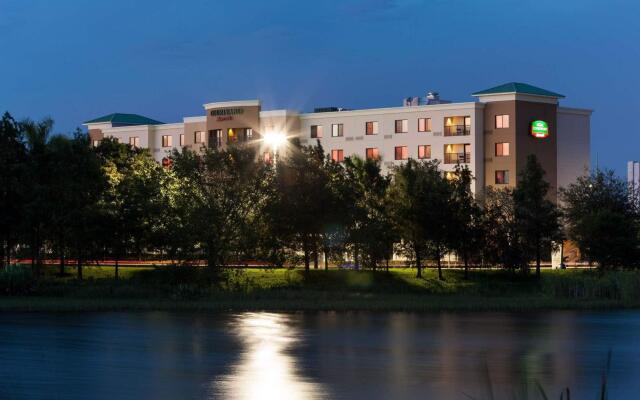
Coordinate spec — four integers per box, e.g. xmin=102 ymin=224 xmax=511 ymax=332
xmin=530 ymin=120 xmax=549 ymax=138
xmin=211 ymin=108 xmax=245 ymax=122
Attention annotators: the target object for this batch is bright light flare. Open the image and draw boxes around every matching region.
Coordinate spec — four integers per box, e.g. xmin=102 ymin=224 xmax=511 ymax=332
xmin=263 ymin=130 xmax=287 ymax=150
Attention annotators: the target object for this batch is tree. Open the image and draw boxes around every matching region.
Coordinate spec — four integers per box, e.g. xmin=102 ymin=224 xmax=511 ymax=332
xmin=171 ymin=144 xmax=268 ymax=277
xmin=513 ymin=155 xmax=562 ymax=278
xmin=388 ymin=159 xmax=452 ymax=279
xmin=561 ymin=169 xmax=639 ymax=269
xmin=267 ymin=141 xmax=335 ymax=272
xmin=482 ymin=187 xmax=527 ymax=272
xmin=97 ymin=139 xmax=165 ymax=279
xmin=21 ymin=117 xmax=54 ymax=277
xmin=343 ymin=156 xmax=395 ymax=270
xmin=0 ymin=113 xmax=27 ymax=269
xmin=448 ymin=164 xmax=483 ymax=278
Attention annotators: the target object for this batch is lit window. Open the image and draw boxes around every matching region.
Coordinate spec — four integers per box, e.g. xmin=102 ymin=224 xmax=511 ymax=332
xmin=495 ymin=142 xmax=510 ymax=156
xmin=418 ymin=145 xmax=431 ymax=159
xmin=495 ymin=114 xmax=510 ymax=129
xmin=311 ymin=125 xmax=323 ymax=139
xmin=365 ymin=121 xmax=379 ymax=135
xmin=394 ymin=146 xmax=408 ymax=160
xmin=194 ymin=131 xmax=205 ymax=143
xmin=227 ymin=128 xmax=237 ymax=143
xmin=129 ymin=136 xmax=140 ymax=148
xmin=331 ymin=149 xmax=344 ymax=162
xmin=263 ymin=151 xmax=272 ymax=164
xmin=395 ymin=119 xmax=408 ymax=133
xmin=366 ymin=147 xmax=379 ymax=160
xmin=495 ymin=170 xmax=510 ymax=184
xmin=245 ymin=128 xmax=253 ymax=140
xmin=331 ymin=124 xmax=343 ymax=137
xmin=180 ymin=134 xmax=185 ymax=146
xmin=418 ymin=118 xmax=432 ymax=132
xmin=162 ymin=135 xmax=172 ymax=147
xmin=92 ymin=140 xmax=100 ymax=147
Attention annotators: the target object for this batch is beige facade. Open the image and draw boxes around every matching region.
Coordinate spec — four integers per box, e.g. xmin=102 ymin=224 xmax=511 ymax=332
xmin=84 ymin=83 xmax=592 ymax=196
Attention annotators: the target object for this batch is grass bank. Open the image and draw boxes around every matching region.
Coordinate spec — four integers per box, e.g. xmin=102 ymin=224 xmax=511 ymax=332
xmin=1 ymin=266 xmax=639 ymax=312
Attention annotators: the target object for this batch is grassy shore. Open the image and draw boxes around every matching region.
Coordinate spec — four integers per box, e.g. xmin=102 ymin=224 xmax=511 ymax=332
xmin=1 ymin=266 xmax=640 ymax=312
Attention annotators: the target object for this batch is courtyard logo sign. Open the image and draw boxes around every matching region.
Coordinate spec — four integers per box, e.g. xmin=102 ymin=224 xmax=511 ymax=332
xmin=210 ymin=108 xmax=245 ymax=117
xmin=530 ymin=120 xmax=549 ymax=138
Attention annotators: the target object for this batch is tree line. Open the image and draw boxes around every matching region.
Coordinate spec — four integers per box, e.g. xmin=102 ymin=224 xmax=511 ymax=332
xmin=1 ymin=112 xmax=638 ymax=280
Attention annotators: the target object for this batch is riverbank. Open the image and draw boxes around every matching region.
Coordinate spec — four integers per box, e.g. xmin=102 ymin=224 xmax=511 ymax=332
xmin=1 ymin=267 xmax=639 ymax=312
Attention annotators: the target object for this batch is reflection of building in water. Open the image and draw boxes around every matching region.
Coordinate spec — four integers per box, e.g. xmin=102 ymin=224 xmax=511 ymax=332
xmin=212 ymin=313 xmax=325 ymax=400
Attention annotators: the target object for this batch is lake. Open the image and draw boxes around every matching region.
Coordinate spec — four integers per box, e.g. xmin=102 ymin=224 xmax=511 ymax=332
xmin=0 ymin=310 xmax=639 ymax=399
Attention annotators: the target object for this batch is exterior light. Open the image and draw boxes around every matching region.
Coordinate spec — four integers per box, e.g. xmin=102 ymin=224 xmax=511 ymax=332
xmin=263 ymin=130 xmax=286 ymax=150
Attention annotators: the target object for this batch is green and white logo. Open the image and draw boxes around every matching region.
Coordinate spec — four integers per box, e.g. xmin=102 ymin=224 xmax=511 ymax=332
xmin=530 ymin=120 xmax=549 ymax=138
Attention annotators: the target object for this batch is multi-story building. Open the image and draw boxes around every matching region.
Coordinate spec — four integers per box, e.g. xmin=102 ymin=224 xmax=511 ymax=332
xmin=85 ymin=82 xmax=592 ymax=195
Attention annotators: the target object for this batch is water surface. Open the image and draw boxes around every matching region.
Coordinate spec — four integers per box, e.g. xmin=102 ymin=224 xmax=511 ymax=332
xmin=0 ymin=310 xmax=639 ymax=399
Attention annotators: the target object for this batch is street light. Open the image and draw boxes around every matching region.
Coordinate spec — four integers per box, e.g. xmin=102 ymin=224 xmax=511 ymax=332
xmin=263 ymin=130 xmax=287 ymax=167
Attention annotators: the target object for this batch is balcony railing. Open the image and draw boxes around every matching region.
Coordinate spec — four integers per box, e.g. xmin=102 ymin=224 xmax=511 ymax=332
xmin=444 ymin=152 xmax=471 ymax=164
xmin=444 ymin=125 xmax=471 ymax=136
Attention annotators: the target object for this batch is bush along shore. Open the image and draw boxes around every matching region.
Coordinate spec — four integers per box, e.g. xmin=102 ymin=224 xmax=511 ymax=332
xmin=2 ymin=265 xmax=640 ymax=312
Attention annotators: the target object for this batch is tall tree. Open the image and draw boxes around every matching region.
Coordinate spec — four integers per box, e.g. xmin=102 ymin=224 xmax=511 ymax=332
xmin=513 ymin=155 xmax=562 ymax=278
xmin=482 ymin=187 xmax=527 ymax=272
xmin=343 ymin=156 xmax=395 ymax=270
xmin=97 ymin=139 xmax=164 ymax=279
xmin=21 ymin=117 xmax=54 ymax=277
xmin=388 ymin=159 xmax=452 ymax=279
xmin=0 ymin=113 xmax=27 ymax=269
xmin=561 ymin=169 xmax=639 ymax=269
xmin=267 ymin=141 xmax=334 ymax=272
xmin=171 ymin=144 xmax=268 ymax=277
xmin=448 ymin=164 xmax=483 ymax=278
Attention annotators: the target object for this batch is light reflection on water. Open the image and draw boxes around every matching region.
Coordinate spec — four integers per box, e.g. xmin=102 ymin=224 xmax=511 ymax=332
xmin=211 ymin=313 xmax=326 ymax=400
xmin=1 ymin=311 xmax=640 ymax=399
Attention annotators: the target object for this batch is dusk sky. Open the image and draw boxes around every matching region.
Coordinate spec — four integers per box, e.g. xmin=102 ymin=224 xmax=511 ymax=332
xmin=1 ymin=0 xmax=638 ymax=175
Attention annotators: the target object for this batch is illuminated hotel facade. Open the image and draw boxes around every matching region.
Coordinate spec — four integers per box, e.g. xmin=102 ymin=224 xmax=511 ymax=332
xmin=85 ymin=82 xmax=591 ymax=196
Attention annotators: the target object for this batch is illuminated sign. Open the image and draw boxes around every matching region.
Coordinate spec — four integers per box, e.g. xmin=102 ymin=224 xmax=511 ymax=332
xmin=210 ymin=108 xmax=245 ymax=117
xmin=530 ymin=120 xmax=549 ymax=138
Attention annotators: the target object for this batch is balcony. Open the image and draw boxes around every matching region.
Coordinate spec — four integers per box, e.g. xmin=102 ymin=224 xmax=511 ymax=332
xmin=444 ymin=152 xmax=471 ymax=164
xmin=444 ymin=125 xmax=471 ymax=136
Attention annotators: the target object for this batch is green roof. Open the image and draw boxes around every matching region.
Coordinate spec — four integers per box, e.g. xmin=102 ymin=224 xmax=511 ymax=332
xmin=472 ymin=82 xmax=564 ymax=98
xmin=84 ymin=113 xmax=163 ymax=126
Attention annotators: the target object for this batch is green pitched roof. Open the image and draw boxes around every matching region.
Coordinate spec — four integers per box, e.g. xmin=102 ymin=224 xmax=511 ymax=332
xmin=84 ymin=113 xmax=164 ymax=126
xmin=472 ymin=82 xmax=564 ymax=98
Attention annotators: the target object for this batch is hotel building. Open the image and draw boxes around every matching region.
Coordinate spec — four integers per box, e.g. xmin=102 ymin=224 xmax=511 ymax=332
xmin=85 ymin=82 xmax=592 ymax=195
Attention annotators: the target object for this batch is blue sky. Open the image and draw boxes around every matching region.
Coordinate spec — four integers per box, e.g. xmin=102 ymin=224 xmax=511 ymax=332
xmin=1 ymin=0 xmax=638 ymax=174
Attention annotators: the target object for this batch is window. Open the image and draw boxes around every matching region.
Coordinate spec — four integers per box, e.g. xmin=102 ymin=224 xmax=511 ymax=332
xmin=366 ymin=147 xmax=379 ymax=160
xmin=311 ymin=125 xmax=323 ymax=139
xmin=180 ymin=134 xmax=185 ymax=146
xmin=92 ymin=140 xmax=100 ymax=147
xmin=418 ymin=118 xmax=432 ymax=132
xmin=395 ymin=119 xmax=408 ymax=133
xmin=495 ymin=170 xmax=510 ymax=185
xmin=444 ymin=116 xmax=471 ymax=136
xmin=245 ymin=128 xmax=253 ymax=140
xmin=418 ymin=145 xmax=431 ymax=159
xmin=194 ymin=131 xmax=205 ymax=143
xmin=495 ymin=142 xmax=510 ymax=156
xmin=495 ymin=114 xmax=510 ymax=129
xmin=394 ymin=146 xmax=408 ymax=160
xmin=331 ymin=124 xmax=343 ymax=137
xmin=331 ymin=149 xmax=344 ymax=163
xmin=129 ymin=136 xmax=140 ymax=148
xmin=209 ymin=129 xmax=223 ymax=148
xmin=162 ymin=135 xmax=172 ymax=147
xmin=365 ymin=121 xmax=379 ymax=135
xmin=263 ymin=151 xmax=272 ymax=164
xmin=227 ymin=128 xmax=237 ymax=143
